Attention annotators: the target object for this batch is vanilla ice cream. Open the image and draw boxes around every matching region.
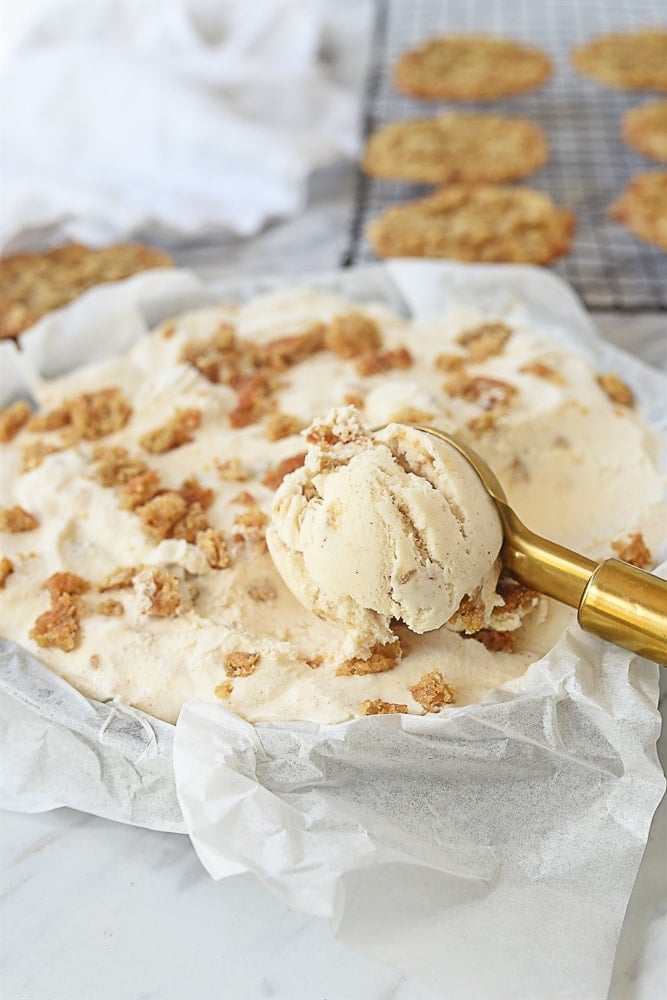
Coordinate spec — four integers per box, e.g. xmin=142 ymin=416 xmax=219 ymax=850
xmin=268 ymin=409 xmax=503 ymax=643
xmin=0 ymin=288 xmax=665 ymax=723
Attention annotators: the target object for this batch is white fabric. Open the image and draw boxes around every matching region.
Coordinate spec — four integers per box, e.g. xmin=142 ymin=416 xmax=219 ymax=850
xmin=0 ymin=0 xmax=362 ymax=250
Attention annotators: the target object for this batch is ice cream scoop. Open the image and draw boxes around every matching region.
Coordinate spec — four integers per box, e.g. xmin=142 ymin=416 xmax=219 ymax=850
xmin=413 ymin=425 xmax=667 ymax=665
xmin=267 ymin=409 xmax=504 ymax=639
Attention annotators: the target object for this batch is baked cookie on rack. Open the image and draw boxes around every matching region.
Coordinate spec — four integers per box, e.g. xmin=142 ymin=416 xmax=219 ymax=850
xmin=394 ymin=34 xmax=552 ymax=101
xmin=367 ymin=185 xmax=575 ymax=264
xmin=0 ymin=242 xmax=173 ymax=339
xmin=572 ymin=29 xmax=667 ymax=91
xmin=363 ymin=114 xmax=548 ymax=184
xmin=622 ymin=101 xmax=667 ymax=163
xmin=609 ymin=172 xmax=667 ymax=251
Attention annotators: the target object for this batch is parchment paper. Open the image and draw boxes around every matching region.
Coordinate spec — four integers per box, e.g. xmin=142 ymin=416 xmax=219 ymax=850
xmin=1 ymin=262 xmax=665 ymax=999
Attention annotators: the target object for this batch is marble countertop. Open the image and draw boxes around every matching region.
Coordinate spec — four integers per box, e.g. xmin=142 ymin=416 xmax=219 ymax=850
xmin=1 ymin=163 xmax=666 ymax=1000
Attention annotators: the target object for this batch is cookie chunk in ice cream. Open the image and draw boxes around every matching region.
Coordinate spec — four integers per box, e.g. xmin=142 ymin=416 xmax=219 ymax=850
xmin=267 ymin=408 xmax=503 ymax=639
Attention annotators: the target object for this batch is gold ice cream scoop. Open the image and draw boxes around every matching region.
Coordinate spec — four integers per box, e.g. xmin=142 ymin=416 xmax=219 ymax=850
xmin=413 ymin=426 xmax=667 ymax=665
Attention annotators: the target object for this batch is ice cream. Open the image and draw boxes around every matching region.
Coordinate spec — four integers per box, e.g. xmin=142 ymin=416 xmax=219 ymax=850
xmin=268 ymin=408 xmax=503 ymax=643
xmin=0 ymin=288 xmax=665 ymax=723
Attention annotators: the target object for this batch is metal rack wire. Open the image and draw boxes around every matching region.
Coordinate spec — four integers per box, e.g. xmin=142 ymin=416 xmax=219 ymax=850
xmin=342 ymin=0 xmax=667 ymax=311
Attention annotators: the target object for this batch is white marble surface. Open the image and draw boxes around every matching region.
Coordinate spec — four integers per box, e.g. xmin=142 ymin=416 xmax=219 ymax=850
xmin=1 ymin=159 xmax=667 ymax=1000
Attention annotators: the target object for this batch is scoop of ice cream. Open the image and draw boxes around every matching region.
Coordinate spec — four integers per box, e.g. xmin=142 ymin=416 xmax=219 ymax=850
xmin=267 ymin=407 xmax=503 ymax=636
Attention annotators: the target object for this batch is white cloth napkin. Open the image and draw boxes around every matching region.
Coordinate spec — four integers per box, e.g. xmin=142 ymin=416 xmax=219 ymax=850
xmin=0 ymin=0 xmax=363 ymax=251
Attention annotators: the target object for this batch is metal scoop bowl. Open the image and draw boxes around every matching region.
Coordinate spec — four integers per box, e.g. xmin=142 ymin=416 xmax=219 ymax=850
xmin=411 ymin=425 xmax=667 ymax=665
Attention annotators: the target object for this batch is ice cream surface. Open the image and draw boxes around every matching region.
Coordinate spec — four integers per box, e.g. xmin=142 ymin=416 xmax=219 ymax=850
xmin=268 ymin=409 xmax=503 ymax=641
xmin=0 ymin=288 xmax=665 ymax=724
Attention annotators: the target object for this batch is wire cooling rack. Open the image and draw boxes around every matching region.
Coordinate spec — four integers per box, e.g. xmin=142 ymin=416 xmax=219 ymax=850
xmin=342 ymin=0 xmax=667 ymax=311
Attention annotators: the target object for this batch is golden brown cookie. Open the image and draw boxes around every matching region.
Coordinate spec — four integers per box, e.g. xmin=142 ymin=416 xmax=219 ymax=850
xmin=609 ymin=172 xmax=667 ymax=251
xmin=394 ymin=34 xmax=552 ymax=101
xmin=572 ymin=29 xmax=667 ymax=91
xmin=622 ymin=101 xmax=667 ymax=162
xmin=367 ymin=185 xmax=575 ymax=264
xmin=0 ymin=242 xmax=173 ymax=339
xmin=363 ymin=114 xmax=548 ymax=183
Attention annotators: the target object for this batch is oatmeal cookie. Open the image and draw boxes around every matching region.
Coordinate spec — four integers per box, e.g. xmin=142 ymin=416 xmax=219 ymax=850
xmin=609 ymin=172 xmax=667 ymax=251
xmin=394 ymin=34 xmax=552 ymax=101
xmin=0 ymin=242 xmax=173 ymax=339
xmin=622 ymin=101 xmax=667 ymax=163
xmin=367 ymin=185 xmax=575 ymax=264
xmin=572 ymin=29 xmax=667 ymax=91
xmin=363 ymin=114 xmax=548 ymax=184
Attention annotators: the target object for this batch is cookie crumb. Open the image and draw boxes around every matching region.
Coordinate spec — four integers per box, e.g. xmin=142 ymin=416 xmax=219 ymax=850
xmin=45 ymin=572 xmax=89 ymax=600
xmin=0 ymin=506 xmax=39 ymax=532
xmin=97 ymin=599 xmax=124 ymax=617
xmin=0 ymin=400 xmax=32 ymax=442
xmin=98 ymin=566 xmax=137 ymax=591
xmin=224 ymin=651 xmax=260 ymax=678
xmin=457 ymin=322 xmax=512 ymax=361
xmin=0 ymin=556 xmax=14 ymax=588
xmin=356 ymin=347 xmax=413 ymax=377
xmin=325 ymin=312 xmax=382 ymax=359
xmin=410 ymin=670 xmax=456 ymax=711
xmin=216 ymin=457 xmax=249 ymax=482
xmin=261 ymin=452 xmax=307 ymax=491
xmin=337 ymin=640 xmax=401 ymax=676
xmin=264 ymin=412 xmax=305 ymax=441
xmin=472 ymin=628 xmax=517 ymax=653
xmin=612 ymin=533 xmax=652 ymax=568
xmin=138 ymin=492 xmax=188 ymax=541
xmin=134 ymin=567 xmax=181 ymax=618
xmin=30 ymin=593 xmax=82 ymax=652
xmin=361 ymin=699 xmax=408 ymax=715
xmin=140 ymin=408 xmax=202 ymax=453
xmin=597 ymin=372 xmax=634 ymax=407
xmin=196 ymin=529 xmax=231 ymax=569
xmin=214 ymin=680 xmax=233 ymax=699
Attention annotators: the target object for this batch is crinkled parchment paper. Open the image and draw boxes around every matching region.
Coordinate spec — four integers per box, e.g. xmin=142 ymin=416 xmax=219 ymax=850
xmin=1 ymin=263 xmax=665 ymax=999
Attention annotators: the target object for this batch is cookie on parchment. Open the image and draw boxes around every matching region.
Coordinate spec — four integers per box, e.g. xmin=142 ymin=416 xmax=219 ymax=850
xmin=622 ymin=101 xmax=667 ymax=163
xmin=367 ymin=185 xmax=575 ymax=265
xmin=0 ymin=242 xmax=173 ymax=339
xmin=394 ymin=34 xmax=552 ymax=101
xmin=609 ymin=172 xmax=667 ymax=251
xmin=363 ymin=114 xmax=548 ymax=184
xmin=572 ymin=29 xmax=667 ymax=92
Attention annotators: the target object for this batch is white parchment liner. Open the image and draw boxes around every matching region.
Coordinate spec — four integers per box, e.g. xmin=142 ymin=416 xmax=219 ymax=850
xmin=1 ymin=262 xmax=665 ymax=999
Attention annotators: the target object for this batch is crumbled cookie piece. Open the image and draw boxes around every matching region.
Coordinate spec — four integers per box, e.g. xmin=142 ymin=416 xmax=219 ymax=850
xmin=519 ymin=361 xmax=565 ymax=384
xmin=25 ymin=404 xmax=70 ymax=433
xmin=390 ymin=405 xmax=436 ymax=424
xmin=622 ymin=101 xmax=667 ymax=163
xmin=0 ymin=400 xmax=32 ymax=442
xmin=0 ymin=242 xmax=173 ymax=339
xmin=233 ymin=506 xmax=268 ymax=534
xmin=45 ymin=572 xmax=89 ymax=600
xmin=98 ymin=566 xmax=137 ymax=591
xmin=573 ymin=29 xmax=667 ymax=92
xmin=92 ymin=446 xmax=148 ymax=487
xmin=134 ymin=567 xmax=181 ymax=618
xmin=214 ymin=680 xmax=233 ymax=699
xmin=361 ymin=699 xmax=408 ymax=715
xmin=457 ymin=322 xmax=512 ymax=361
xmin=343 ymin=392 xmax=365 ymax=410
xmin=224 ymin=651 xmax=260 ymax=678
xmin=0 ymin=506 xmax=39 ymax=532
xmin=231 ymin=490 xmax=256 ymax=506
xmin=612 ymin=533 xmax=652 ymax=568
xmin=597 ymin=372 xmax=635 ymax=407
xmin=435 ymin=352 xmax=465 ymax=373
xmin=356 ymin=347 xmax=413 ymax=377
xmin=337 ymin=640 xmax=401 ymax=676
xmin=444 ymin=373 xmax=517 ymax=411
xmin=472 ymin=628 xmax=517 ymax=653
xmin=196 ymin=528 xmax=232 ymax=569
xmin=409 ymin=670 xmax=456 ymax=712
xmin=306 ymin=655 xmax=324 ymax=670
xmin=466 ymin=413 xmax=497 ymax=435
xmin=368 ymin=185 xmax=575 ymax=265
xmin=0 ymin=556 xmax=14 ymax=588
xmin=119 ymin=470 xmax=162 ymax=510
xmin=30 ymin=593 xmax=82 ymax=652
xmin=363 ymin=114 xmax=548 ymax=185
xmin=171 ymin=503 xmax=209 ymax=544
xmin=261 ymin=452 xmax=307 ymax=490
xmin=180 ymin=323 xmax=238 ymax=383
xmin=325 ymin=312 xmax=382 ymax=359
xmin=257 ymin=325 xmax=325 ymax=372
xmin=216 ymin=457 xmax=249 ymax=482
xmin=140 ymin=408 xmax=202 ymax=453
xmin=97 ymin=599 xmax=124 ymax=616
xmin=229 ymin=374 xmax=274 ymax=429
xmin=70 ymin=388 xmax=132 ymax=440
xmin=90 ymin=654 xmax=101 ymax=669
xmin=264 ymin=412 xmax=305 ymax=441
xmin=609 ymin=172 xmax=667 ymax=252
xmin=21 ymin=440 xmax=64 ymax=472
xmin=179 ymin=476 xmax=214 ymax=510
xmin=449 ymin=592 xmax=488 ymax=633
xmin=138 ymin=492 xmax=188 ymax=541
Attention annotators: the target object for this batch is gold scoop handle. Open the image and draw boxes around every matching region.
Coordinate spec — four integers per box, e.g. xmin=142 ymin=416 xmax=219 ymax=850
xmin=499 ymin=503 xmax=667 ymax=665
